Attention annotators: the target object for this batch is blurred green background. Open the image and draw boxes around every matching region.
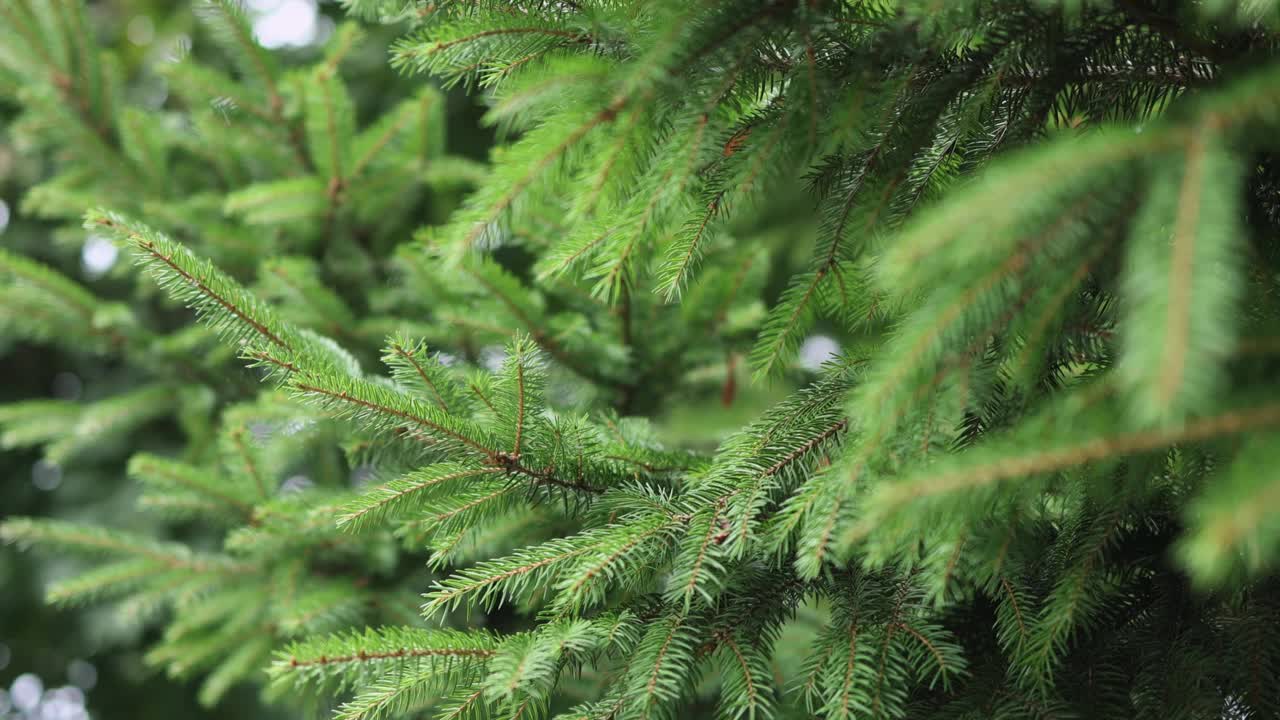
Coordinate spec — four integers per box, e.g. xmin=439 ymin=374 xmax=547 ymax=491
xmin=0 ymin=3 xmax=411 ymax=718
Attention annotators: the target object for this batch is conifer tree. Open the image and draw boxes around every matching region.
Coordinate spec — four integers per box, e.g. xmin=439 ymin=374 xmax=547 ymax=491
xmin=5 ymin=1 xmax=1280 ymax=719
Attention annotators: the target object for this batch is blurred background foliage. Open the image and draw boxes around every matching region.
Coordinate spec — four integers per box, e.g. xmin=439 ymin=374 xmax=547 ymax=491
xmin=0 ymin=3 xmax=451 ymax=718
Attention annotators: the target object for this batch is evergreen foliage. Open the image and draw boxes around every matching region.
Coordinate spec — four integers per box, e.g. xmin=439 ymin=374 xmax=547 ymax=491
xmin=4 ymin=1 xmax=1280 ymax=719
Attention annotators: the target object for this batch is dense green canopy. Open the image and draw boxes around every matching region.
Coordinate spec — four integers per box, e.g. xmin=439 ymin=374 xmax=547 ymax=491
xmin=3 ymin=1 xmax=1280 ymax=719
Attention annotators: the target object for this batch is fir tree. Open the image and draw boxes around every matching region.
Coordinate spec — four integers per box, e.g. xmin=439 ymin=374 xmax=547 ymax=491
xmin=5 ymin=1 xmax=1280 ymax=719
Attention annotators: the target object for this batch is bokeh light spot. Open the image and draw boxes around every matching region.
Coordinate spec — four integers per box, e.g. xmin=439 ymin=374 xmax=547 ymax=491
xmin=81 ymin=236 xmax=119 ymax=278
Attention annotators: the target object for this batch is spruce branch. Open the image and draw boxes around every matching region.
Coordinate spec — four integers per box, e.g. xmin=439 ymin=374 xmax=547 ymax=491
xmin=422 ymin=533 xmax=599 ymax=618
xmin=87 ymin=210 xmax=296 ymax=351
xmin=1120 ymin=119 xmax=1244 ymax=426
xmin=856 ymin=393 xmax=1280 ymax=548
xmin=384 ymin=334 xmax=467 ymax=413
xmin=289 ymin=375 xmax=496 ymax=455
xmin=1179 ymin=431 xmax=1280 ymax=584
xmin=338 ymin=463 xmax=504 ymax=533
xmin=283 ymin=637 xmax=496 ymax=670
xmin=129 ymin=453 xmax=257 ymax=521
xmin=1 ymin=518 xmax=250 ymax=576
